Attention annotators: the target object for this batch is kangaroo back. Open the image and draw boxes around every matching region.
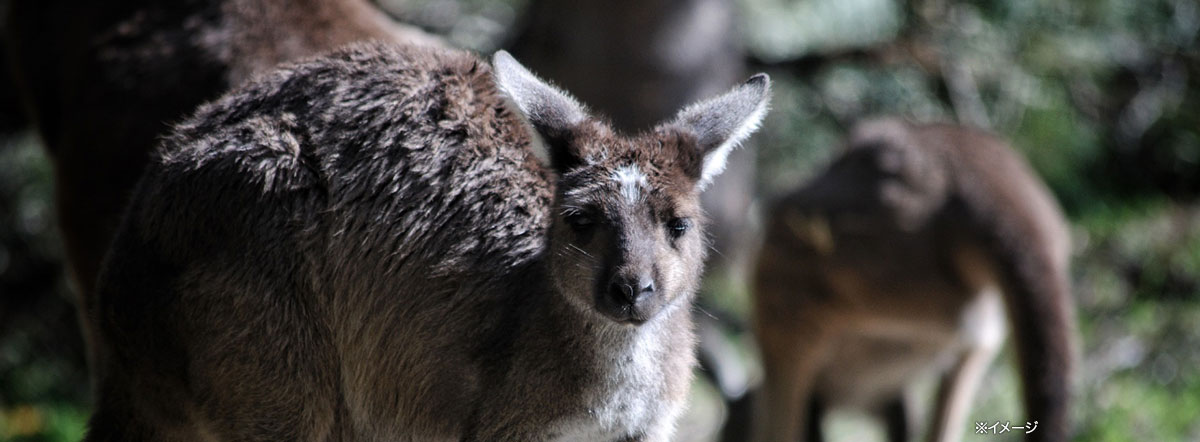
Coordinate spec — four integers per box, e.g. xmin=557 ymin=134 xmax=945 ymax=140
xmin=2 ymin=0 xmax=442 ymax=293
xmin=922 ymin=122 xmax=1075 ymax=442
xmin=2 ymin=0 xmax=444 ymax=394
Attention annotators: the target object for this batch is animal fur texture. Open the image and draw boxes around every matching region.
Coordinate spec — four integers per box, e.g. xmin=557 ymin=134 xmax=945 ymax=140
xmin=3 ymin=0 xmax=442 ymax=294
xmin=752 ymin=119 xmax=1076 ymax=442
xmin=88 ymin=42 xmax=770 ymax=441
xmin=2 ymin=0 xmax=444 ymax=388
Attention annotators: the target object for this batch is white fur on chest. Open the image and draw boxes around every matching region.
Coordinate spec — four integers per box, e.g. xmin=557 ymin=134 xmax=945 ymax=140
xmin=549 ymin=320 xmax=680 ymax=442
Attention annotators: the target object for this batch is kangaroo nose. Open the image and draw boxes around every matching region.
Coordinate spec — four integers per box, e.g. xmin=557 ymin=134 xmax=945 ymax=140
xmin=608 ymin=275 xmax=655 ymax=305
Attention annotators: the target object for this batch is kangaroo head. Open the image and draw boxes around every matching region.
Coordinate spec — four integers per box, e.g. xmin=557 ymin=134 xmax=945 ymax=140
xmin=493 ymin=51 xmax=770 ymax=325
xmin=809 ymin=120 xmax=949 ymax=232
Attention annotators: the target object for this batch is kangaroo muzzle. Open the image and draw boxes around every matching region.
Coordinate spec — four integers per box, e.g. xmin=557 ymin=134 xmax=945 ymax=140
xmin=596 ymin=271 xmax=663 ymax=324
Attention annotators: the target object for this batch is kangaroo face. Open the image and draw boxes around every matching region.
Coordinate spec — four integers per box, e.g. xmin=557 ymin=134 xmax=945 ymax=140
xmin=492 ymin=51 xmax=770 ymax=326
xmin=547 ymin=128 xmax=708 ymax=324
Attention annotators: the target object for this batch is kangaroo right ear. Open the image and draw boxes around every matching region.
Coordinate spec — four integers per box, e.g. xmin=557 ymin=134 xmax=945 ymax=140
xmin=670 ymin=74 xmax=771 ymax=190
xmin=493 ymin=51 xmax=588 ymax=169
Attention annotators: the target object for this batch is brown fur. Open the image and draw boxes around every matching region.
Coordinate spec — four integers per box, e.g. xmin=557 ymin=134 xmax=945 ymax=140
xmin=88 ymin=43 xmax=769 ymax=440
xmin=1 ymin=0 xmax=442 ymax=387
xmin=752 ymin=119 xmax=1076 ymax=442
xmin=2 ymin=0 xmax=439 ymax=294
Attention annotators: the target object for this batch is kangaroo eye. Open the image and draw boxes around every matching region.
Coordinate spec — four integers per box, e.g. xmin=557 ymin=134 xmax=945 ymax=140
xmin=667 ymin=217 xmax=691 ymax=238
xmin=565 ymin=213 xmax=596 ymax=232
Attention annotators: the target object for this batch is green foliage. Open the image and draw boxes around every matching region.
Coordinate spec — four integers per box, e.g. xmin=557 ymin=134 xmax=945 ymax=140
xmin=747 ymin=0 xmax=1199 ymax=214
xmin=1075 ymin=369 xmax=1200 ymax=441
xmin=743 ymin=0 xmax=1200 ymax=439
xmin=1069 ymin=205 xmax=1200 ymax=441
xmin=0 ymin=404 xmax=89 ymax=442
xmin=0 ymin=138 xmax=90 ymax=442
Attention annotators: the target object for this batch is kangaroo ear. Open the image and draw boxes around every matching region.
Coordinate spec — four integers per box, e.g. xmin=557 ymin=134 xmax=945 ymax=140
xmin=670 ymin=74 xmax=771 ymax=190
xmin=493 ymin=50 xmax=588 ymax=168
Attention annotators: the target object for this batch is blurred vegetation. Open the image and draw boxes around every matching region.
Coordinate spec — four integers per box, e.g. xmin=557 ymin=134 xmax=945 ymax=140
xmin=0 ymin=136 xmax=89 ymax=441
xmin=746 ymin=0 xmax=1199 ymax=210
xmin=742 ymin=0 xmax=1200 ymax=439
xmin=2 ymin=0 xmax=1197 ymax=440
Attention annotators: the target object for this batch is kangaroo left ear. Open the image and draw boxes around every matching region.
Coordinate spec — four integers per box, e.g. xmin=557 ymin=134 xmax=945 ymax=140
xmin=670 ymin=74 xmax=771 ymax=190
xmin=493 ymin=50 xmax=589 ymax=170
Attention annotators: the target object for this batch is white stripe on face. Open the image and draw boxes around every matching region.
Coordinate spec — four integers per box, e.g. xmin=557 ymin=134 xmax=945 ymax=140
xmin=612 ymin=165 xmax=648 ymax=204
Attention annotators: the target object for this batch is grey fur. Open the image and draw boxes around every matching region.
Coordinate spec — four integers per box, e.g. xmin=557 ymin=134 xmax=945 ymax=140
xmin=89 ymin=43 xmax=770 ymax=441
xmin=670 ymin=74 xmax=770 ymax=189
xmin=3 ymin=0 xmax=445 ymax=389
xmin=493 ymin=50 xmax=588 ymax=153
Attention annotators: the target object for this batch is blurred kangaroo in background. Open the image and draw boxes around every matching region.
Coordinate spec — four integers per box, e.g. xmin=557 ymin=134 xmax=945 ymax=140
xmin=1 ymin=0 xmax=441 ymax=382
xmin=88 ymin=43 xmax=770 ymax=440
xmin=752 ymin=119 xmax=1076 ymax=442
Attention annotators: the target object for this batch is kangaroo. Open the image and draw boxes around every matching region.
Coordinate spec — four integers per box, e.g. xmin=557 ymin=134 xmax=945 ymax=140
xmin=87 ymin=42 xmax=770 ymax=441
xmin=2 ymin=0 xmax=442 ymax=387
xmin=752 ymin=119 xmax=1076 ymax=442
xmin=512 ymin=1 xmax=760 ymax=429
xmin=3 ymin=0 xmax=441 ymax=294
